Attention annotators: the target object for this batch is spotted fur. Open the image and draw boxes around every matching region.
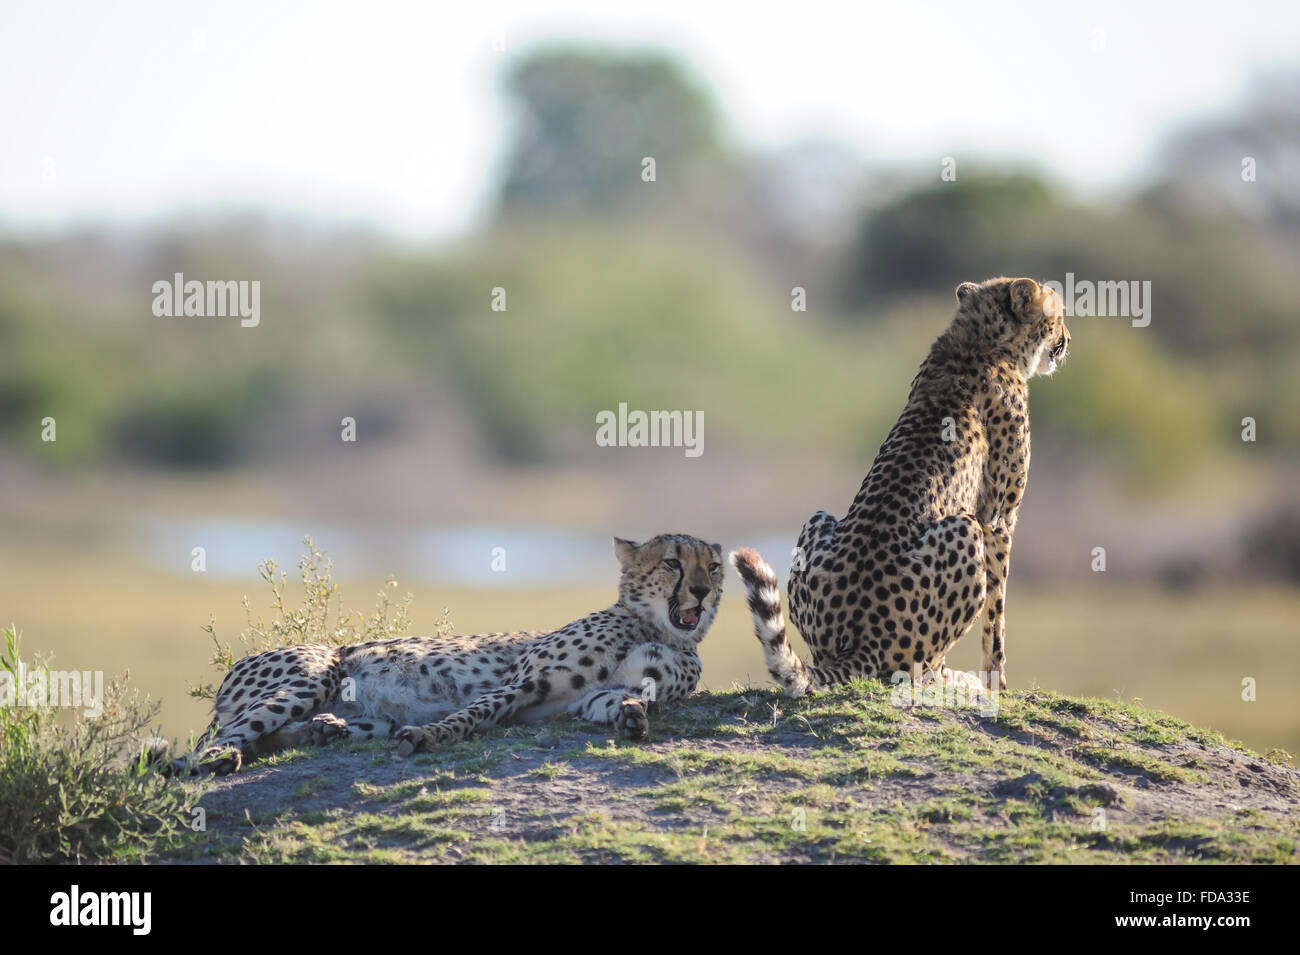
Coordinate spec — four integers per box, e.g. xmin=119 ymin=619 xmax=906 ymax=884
xmin=731 ymin=277 xmax=1069 ymax=695
xmin=174 ymin=534 xmax=723 ymax=774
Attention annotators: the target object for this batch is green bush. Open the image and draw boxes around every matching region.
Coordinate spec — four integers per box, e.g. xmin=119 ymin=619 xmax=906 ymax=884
xmin=0 ymin=626 xmax=190 ymax=863
xmin=192 ymin=535 xmax=448 ymax=701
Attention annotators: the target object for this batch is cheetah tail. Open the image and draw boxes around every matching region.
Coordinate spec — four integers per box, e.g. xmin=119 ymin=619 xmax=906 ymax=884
xmin=728 ymin=547 xmax=818 ymax=698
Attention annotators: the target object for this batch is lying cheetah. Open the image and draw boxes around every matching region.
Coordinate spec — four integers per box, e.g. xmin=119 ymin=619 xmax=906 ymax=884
xmin=170 ymin=534 xmax=723 ymax=774
xmin=732 ymin=277 xmax=1069 ymax=695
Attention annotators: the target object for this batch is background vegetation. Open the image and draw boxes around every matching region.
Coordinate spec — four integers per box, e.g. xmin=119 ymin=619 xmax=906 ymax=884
xmin=1 ymin=49 xmax=1297 ymax=760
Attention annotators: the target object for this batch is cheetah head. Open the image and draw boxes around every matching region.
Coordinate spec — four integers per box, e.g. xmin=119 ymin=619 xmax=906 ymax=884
xmin=613 ymin=533 xmax=724 ymax=643
xmin=954 ymin=277 xmax=1070 ymax=379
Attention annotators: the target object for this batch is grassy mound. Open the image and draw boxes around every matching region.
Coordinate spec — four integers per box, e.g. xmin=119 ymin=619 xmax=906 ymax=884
xmin=155 ymin=683 xmax=1298 ymax=864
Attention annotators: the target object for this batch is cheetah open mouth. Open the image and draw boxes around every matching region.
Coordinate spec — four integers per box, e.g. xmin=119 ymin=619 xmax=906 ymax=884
xmin=671 ymin=605 xmax=701 ymax=631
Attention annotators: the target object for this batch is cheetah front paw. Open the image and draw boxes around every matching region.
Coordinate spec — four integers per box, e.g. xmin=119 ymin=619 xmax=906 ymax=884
xmin=614 ymin=698 xmax=649 ymax=741
xmin=196 ymin=744 xmax=242 ymax=775
xmin=395 ymin=725 xmax=428 ymax=757
xmin=307 ymin=713 xmax=350 ymax=746
xmin=395 ymin=725 xmax=448 ymax=756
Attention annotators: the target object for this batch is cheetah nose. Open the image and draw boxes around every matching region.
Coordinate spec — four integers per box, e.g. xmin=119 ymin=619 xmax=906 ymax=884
xmin=689 ymin=585 xmax=710 ymax=601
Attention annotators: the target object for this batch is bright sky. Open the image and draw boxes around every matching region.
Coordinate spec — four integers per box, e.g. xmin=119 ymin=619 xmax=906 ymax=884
xmin=1 ymin=0 xmax=1296 ymax=239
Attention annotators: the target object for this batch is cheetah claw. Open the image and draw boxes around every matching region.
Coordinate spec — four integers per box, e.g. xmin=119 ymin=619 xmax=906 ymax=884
xmin=615 ymin=698 xmax=649 ymax=741
xmin=306 ymin=713 xmax=350 ymax=746
xmin=395 ymin=726 xmax=425 ymax=757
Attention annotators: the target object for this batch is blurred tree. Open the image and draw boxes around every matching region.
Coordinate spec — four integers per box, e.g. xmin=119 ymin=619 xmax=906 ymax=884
xmin=496 ymin=48 xmax=721 ymax=217
xmin=841 ymin=167 xmax=1296 ymax=359
xmin=842 ymin=171 xmax=1080 ymax=304
xmin=1151 ymin=68 xmax=1300 ymax=234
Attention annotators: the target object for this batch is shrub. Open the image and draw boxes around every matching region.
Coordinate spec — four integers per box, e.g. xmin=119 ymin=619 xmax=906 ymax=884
xmin=191 ymin=535 xmax=448 ymax=701
xmin=0 ymin=626 xmax=191 ymax=863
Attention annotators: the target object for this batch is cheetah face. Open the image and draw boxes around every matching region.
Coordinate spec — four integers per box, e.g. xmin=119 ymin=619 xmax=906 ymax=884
xmin=1024 ymin=283 xmax=1071 ymax=378
xmin=954 ymin=277 xmax=1070 ymax=379
xmin=613 ymin=534 xmax=724 ymax=642
xmin=1031 ymin=330 xmax=1070 ymax=377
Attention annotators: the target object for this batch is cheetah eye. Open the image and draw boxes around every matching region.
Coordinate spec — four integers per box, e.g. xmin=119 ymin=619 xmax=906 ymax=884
xmin=709 ymin=562 xmax=721 ymax=573
xmin=663 ymin=558 xmax=681 ymax=570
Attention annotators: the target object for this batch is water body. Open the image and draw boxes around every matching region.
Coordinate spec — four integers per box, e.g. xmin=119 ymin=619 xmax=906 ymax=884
xmin=136 ymin=518 xmax=794 ymax=587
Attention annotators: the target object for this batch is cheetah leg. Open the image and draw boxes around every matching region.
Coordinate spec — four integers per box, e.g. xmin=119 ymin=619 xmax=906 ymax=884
xmin=262 ymin=713 xmax=397 ymax=749
xmin=568 ymin=688 xmax=650 ymax=740
xmin=733 ymin=510 xmax=848 ymax=699
xmin=733 ymin=545 xmax=889 ymax=697
xmin=979 ymin=522 xmax=1012 ymax=690
xmin=197 ymin=694 xmax=332 ymax=772
xmin=331 ymin=717 xmax=395 ymax=740
xmin=610 ymin=642 xmax=700 ymax=706
xmin=860 ymin=514 xmax=987 ymax=682
xmin=394 ymin=683 xmax=533 ymax=755
xmin=195 ymin=646 xmax=343 ymax=774
xmin=563 ymin=642 xmax=700 ymax=740
xmin=787 ymin=510 xmax=837 ymax=639
xmin=740 ymin=513 xmax=988 ymax=697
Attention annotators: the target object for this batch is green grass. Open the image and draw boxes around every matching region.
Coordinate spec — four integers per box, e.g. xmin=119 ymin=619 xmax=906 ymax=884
xmin=147 ymin=683 xmax=1299 ymax=865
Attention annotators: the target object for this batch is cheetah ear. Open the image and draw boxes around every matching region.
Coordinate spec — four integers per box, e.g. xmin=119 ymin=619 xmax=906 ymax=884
xmin=1009 ymin=278 xmax=1040 ymax=318
xmin=955 ymin=282 xmax=979 ymax=303
xmin=613 ymin=537 xmax=639 ymax=568
xmin=710 ymin=542 xmax=723 ymax=560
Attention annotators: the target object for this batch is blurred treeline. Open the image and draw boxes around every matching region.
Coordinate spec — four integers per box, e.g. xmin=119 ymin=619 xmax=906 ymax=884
xmin=2 ymin=49 xmax=1296 ymax=486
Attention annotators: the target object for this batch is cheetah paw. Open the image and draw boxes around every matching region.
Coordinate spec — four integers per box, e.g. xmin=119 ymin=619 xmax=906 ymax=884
xmin=307 ymin=713 xmax=350 ymax=746
xmin=395 ymin=725 xmax=432 ymax=757
xmin=197 ymin=744 xmax=242 ymax=776
xmin=614 ymin=698 xmax=649 ymax=741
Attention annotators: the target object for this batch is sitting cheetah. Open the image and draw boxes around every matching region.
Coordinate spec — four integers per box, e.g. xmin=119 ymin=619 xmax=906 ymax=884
xmin=171 ymin=534 xmax=723 ymax=774
xmin=732 ymin=277 xmax=1069 ymax=696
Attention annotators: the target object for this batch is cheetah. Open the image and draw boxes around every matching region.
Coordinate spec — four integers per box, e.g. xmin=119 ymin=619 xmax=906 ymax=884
xmin=169 ymin=534 xmax=723 ymax=774
xmin=731 ymin=277 xmax=1069 ymax=696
